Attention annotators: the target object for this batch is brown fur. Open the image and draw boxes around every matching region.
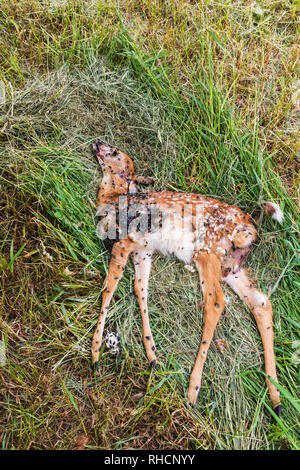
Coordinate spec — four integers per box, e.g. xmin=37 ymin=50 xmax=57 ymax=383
xmin=91 ymin=140 xmax=281 ymax=414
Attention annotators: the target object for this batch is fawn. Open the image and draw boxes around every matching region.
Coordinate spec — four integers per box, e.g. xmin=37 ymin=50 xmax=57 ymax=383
xmin=91 ymin=139 xmax=283 ymax=416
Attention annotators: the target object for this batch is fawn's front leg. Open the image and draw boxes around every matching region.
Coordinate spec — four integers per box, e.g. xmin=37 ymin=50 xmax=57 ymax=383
xmin=187 ymin=252 xmax=225 ymax=404
xmin=132 ymin=250 xmax=157 ymax=369
xmin=224 ymin=268 xmax=281 ymax=415
xmin=92 ymin=239 xmax=134 ymax=369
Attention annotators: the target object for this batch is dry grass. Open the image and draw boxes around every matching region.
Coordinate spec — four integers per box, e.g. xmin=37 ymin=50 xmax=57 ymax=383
xmin=0 ymin=0 xmax=299 ymax=450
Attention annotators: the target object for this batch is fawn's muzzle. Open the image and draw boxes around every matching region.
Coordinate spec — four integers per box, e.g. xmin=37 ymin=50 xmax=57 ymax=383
xmin=92 ymin=140 xmax=112 ymax=161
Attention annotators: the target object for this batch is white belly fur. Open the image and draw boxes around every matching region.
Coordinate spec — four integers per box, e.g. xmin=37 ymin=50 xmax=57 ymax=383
xmin=130 ymin=216 xmax=195 ymax=264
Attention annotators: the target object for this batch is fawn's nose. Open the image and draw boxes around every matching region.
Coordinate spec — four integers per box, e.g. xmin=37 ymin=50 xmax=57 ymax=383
xmin=92 ymin=140 xmax=113 ymax=158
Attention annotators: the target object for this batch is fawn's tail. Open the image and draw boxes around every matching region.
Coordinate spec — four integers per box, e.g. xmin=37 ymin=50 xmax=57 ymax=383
xmin=262 ymin=201 xmax=284 ymax=224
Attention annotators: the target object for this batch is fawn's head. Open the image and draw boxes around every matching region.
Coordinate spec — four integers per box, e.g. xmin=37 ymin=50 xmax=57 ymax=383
xmin=93 ymin=140 xmax=136 ymax=181
xmin=92 ymin=140 xmax=155 ymax=203
xmin=92 ymin=140 xmax=137 ymax=201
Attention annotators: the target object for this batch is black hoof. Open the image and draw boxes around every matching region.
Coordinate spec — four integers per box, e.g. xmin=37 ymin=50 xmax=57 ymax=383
xmin=273 ymin=404 xmax=282 ymax=417
xmin=150 ymin=360 xmax=157 ymax=370
xmin=92 ymin=361 xmax=99 ymax=372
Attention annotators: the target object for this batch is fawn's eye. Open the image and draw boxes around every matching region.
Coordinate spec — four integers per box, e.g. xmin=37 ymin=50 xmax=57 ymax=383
xmin=112 ymin=149 xmax=118 ymax=157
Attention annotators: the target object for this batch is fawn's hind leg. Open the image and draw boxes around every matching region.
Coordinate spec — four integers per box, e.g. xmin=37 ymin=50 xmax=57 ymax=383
xmin=187 ymin=252 xmax=225 ymax=404
xmin=132 ymin=250 xmax=157 ymax=368
xmin=224 ymin=268 xmax=281 ymax=414
xmin=92 ymin=239 xmax=134 ymax=368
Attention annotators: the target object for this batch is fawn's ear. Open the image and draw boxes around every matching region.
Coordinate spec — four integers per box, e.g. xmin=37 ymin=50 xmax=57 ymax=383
xmin=134 ymin=176 xmax=156 ymax=185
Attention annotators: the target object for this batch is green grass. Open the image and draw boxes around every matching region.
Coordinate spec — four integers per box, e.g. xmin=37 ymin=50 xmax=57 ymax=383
xmin=0 ymin=0 xmax=299 ymax=450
